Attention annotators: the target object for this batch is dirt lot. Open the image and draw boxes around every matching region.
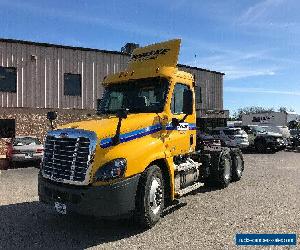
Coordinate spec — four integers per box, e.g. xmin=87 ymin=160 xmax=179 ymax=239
xmin=0 ymin=151 xmax=299 ymax=249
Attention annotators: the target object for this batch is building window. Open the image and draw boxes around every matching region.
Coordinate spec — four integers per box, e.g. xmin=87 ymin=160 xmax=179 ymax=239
xmin=64 ymin=73 xmax=81 ymax=96
xmin=0 ymin=67 xmax=17 ymax=92
xmin=171 ymin=83 xmax=189 ymax=114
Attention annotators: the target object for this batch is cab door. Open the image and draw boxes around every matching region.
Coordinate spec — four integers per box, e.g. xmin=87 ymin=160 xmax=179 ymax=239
xmin=165 ymin=83 xmax=195 ymax=156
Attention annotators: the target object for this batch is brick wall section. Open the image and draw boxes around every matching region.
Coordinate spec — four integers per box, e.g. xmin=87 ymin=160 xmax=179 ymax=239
xmin=0 ymin=108 xmax=98 ymax=155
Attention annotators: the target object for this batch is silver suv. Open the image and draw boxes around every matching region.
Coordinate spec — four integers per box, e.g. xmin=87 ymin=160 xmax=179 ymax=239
xmin=210 ymin=127 xmax=249 ymax=148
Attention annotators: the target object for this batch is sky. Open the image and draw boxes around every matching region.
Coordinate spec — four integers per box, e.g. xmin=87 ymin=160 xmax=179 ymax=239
xmin=0 ymin=0 xmax=299 ymax=115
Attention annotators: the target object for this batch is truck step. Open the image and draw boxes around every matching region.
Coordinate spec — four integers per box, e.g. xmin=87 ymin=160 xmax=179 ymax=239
xmin=176 ymin=182 xmax=204 ymax=197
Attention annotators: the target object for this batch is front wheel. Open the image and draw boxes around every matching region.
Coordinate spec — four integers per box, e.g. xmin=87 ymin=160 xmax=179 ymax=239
xmin=135 ymin=165 xmax=164 ymax=228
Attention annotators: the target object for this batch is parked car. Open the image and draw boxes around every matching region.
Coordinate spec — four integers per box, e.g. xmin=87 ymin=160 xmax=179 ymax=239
xmin=290 ymin=129 xmax=300 ymax=149
xmin=6 ymin=136 xmax=44 ymax=167
xmin=261 ymin=125 xmax=290 ymax=145
xmin=210 ymin=127 xmax=249 ymax=148
xmin=241 ymin=125 xmax=285 ymax=153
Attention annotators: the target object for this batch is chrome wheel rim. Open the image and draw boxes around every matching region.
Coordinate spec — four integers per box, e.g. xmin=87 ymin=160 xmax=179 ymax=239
xmin=149 ymin=177 xmax=163 ymax=215
xmin=236 ymin=156 xmax=242 ymax=176
xmin=224 ymin=158 xmax=231 ymax=181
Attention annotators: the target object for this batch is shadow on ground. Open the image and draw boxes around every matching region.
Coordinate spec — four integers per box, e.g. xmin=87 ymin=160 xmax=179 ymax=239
xmin=285 ymin=147 xmax=300 ymax=153
xmin=10 ymin=161 xmax=41 ymax=169
xmin=241 ymin=148 xmax=277 ymax=154
xmin=0 ymin=201 xmax=144 ymax=249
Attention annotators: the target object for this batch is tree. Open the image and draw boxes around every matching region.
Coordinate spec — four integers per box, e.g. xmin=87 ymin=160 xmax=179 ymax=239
xmin=278 ymin=107 xmax=287 ymax=113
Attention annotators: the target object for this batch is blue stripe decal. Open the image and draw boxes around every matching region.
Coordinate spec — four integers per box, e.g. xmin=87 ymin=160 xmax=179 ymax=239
xmin=189 ymin=123 xmax=197 ymax=130
xmin=100 ymin=124 xmax=162 ymax=148
xmin=99 ymin=122 xmax=197 ymax=148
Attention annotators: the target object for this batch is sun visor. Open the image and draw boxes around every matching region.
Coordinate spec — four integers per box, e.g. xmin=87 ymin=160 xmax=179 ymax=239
xmin=127 ymin=39 xmax=181 ymax=71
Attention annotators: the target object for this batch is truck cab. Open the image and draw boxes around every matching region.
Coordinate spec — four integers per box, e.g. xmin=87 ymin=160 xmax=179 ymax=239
xmin=38 ymin=39 xmax=244 ymax=228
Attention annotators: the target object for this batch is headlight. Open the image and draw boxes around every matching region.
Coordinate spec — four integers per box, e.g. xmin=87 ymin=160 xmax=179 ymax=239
xmin=94 ymin=158 xmax=127 ymax=182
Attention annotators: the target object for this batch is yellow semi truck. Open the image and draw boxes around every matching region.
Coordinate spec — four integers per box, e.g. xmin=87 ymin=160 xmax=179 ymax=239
xmin=38 ymin=39 xmax=244 ymax=228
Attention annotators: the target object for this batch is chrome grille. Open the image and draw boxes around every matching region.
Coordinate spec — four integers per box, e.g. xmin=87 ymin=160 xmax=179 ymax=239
xmin=41 ymin=129 xmax=97 ymax=185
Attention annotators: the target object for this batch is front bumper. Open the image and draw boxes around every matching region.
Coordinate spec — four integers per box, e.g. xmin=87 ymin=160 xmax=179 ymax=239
xmin=11 ymin=153 xmax=43 ymax=162
xmin=38 ymin=173 xmax=140 ymax=218
xmin=267 ymin=140 xmax=286 ymax=149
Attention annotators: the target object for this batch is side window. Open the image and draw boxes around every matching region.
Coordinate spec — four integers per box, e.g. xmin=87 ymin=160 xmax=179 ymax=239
xmin=0 ymin=67 xmax=17 ymax=92
xmin=64 ymin=73 xmax=82 ymax=96
xmin=171 ymin=83 xmax=189 ymax=114
xmin=107 ymin=91 xmax=124 ymax=111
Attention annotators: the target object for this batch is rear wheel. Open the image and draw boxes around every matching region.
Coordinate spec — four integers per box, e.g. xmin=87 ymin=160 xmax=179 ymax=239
xmin=217 ymin=150 xmax=232 ymax=188
xmin=135 ymin=165 xmax=164 ymax=228
xmin=231 ymin=148 xmax=244 ymax=181
xmin=204 ymin=149 xmax=232 ymax=188
xmin=255 ymin=139 xmax=266 ymax=153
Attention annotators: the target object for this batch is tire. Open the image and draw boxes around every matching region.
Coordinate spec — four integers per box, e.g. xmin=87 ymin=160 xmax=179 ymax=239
xmin=135 ymin=165 xmax=164 ymax=228
xmin=255 ymin=139 xmax=266 ymax=153
xmin=8 ymin=160 xmax=15 ymax=169
xmin=204 ymin=149 xmax=232 ymax=188
xmin=216 ymin=149 xmax=232 ymax=188
xmin=230 ymin=148 xmax=244 ymax=181
xmin=34 ymin=160 xmax=42 ymax=169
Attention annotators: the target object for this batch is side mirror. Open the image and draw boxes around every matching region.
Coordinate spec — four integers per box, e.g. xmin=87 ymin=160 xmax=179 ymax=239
xmin=116 ymin=109 xmax=128 ymax=119
xmin=47 ymin=111 xmax=57 ymax=121
xmin=47 ymin=111 xmax=57 ymax=130
xmin=183 ymin=89 xmax=193 ymax=115
xmin=172 ymin=118 xmax=180 ymax=127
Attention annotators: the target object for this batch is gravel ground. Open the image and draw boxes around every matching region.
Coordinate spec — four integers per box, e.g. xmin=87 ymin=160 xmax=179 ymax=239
xmin=0 ymin=150 xmax=299 ymax=250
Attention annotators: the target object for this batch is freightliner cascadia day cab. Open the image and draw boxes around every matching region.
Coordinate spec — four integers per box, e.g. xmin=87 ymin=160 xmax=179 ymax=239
xmin=38 ymin=39 xmax=244 ymax=228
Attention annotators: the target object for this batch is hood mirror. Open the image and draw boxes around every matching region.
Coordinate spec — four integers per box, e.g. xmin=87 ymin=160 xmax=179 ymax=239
xmin=47 ymin=111 xmax=57 ymax=130
xmin=47 ymin=111 xmax=57 ymax=121
xmin=112 ymin=109 xmax=129 ymax=145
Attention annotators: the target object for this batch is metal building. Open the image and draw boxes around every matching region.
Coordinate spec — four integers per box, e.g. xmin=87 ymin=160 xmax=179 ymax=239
xmin=0 ymin=38 xmax=228 ymax=126
xmin=0 ymin=38 xmax=129 ymax=110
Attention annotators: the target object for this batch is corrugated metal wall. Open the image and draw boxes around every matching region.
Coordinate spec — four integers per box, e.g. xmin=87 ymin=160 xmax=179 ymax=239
xmin=178 ymin=65 xmax=223 ymax=111
xmin=0 ymin=40 xmax=223 ymax=111
xmin=0 ymin=40 xmax=130 ymax=109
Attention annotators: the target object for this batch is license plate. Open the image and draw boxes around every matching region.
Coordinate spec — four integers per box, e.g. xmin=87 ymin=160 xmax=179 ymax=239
xmin=54 ymin=202 xmax=67 ymax=214
xmin=25 ymin=153 xmax=33 ymax=159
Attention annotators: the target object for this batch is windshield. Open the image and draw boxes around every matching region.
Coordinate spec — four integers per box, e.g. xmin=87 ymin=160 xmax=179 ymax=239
xmin=99 ymin=77 xmax=169 ymax=114
xmin=13 ymin=137 xmax=41 ymax=146
xmin=224 ymin=129 xmax=244 ymax=135
xmin=252 ymin=126 xmax=266 ymax=133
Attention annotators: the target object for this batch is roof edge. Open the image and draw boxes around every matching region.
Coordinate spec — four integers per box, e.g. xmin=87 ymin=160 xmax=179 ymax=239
xmin=0 ymin=38 xmax=224 ymax=75
xmin=178 ymin=63 xmax=225 ymax=75
xmin=0 ymin=37 xmax=130 ymax=56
